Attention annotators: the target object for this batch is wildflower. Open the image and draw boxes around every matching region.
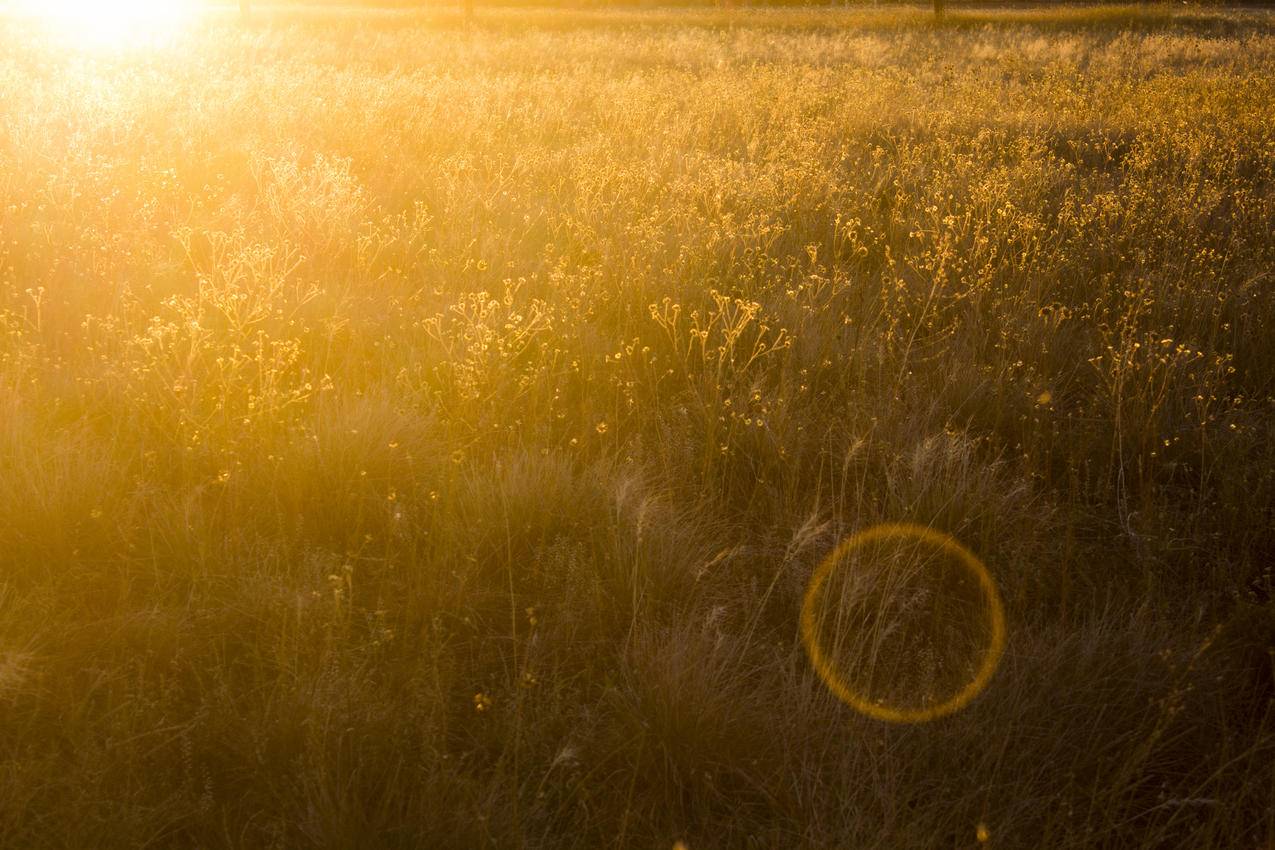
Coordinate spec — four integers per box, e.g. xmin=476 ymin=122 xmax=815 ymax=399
xmin=595 ymin=420 xmax=608 ymax=434
xmin=473 ymin=692 xmax=492 ymax=713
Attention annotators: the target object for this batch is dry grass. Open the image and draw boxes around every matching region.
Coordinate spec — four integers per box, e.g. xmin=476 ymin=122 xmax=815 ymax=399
xmin=0 ymin=4 xmax=1273 ymax=848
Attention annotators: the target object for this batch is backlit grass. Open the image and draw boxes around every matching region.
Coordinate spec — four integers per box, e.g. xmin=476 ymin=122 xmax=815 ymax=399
xmin=0 ymin=5 xmax=1272 ymax=848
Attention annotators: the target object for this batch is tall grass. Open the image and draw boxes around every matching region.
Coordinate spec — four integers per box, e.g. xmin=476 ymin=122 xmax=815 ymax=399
xmin=0 ymin=5 xmax=1272 ymax=847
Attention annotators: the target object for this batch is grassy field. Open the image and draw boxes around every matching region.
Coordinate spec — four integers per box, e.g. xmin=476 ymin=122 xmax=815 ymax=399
xmin=1 ymin=4 xmax=1273 ymax=847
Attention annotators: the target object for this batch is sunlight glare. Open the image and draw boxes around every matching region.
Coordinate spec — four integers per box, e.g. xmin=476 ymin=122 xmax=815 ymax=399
xmin=12 ymin=0 xmax=197 ymax=49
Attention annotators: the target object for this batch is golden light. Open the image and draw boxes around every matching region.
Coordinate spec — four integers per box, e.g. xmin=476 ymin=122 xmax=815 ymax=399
xmin=10 ymin=0 xmax=198 ymax=49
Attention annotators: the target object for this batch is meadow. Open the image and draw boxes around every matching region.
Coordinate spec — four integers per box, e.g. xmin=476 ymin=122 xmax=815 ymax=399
xmin=0 ymin=4 xmax=1273 ymax=847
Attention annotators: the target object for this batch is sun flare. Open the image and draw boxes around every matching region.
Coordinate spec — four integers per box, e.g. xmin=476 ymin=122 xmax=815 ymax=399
xmin=12 ymin=0 xmax=196 ymax=48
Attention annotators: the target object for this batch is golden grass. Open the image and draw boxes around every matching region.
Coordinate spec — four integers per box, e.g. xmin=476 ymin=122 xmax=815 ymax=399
xmin=0 ymin=5 xmax=1272 ymax=847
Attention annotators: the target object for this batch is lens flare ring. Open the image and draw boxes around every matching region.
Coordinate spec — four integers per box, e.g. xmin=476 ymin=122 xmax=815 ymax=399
xmin=799 ymin=522 xmax=1006 ymax=723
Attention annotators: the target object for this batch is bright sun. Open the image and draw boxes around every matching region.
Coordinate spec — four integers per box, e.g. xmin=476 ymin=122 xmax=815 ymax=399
xmin=12 ymin=0 xmax=197 ymax=48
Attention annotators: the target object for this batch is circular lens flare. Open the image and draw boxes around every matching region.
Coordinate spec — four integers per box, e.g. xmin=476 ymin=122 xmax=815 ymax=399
xmin=800 ymin=523 xmax=1006 ymax=723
